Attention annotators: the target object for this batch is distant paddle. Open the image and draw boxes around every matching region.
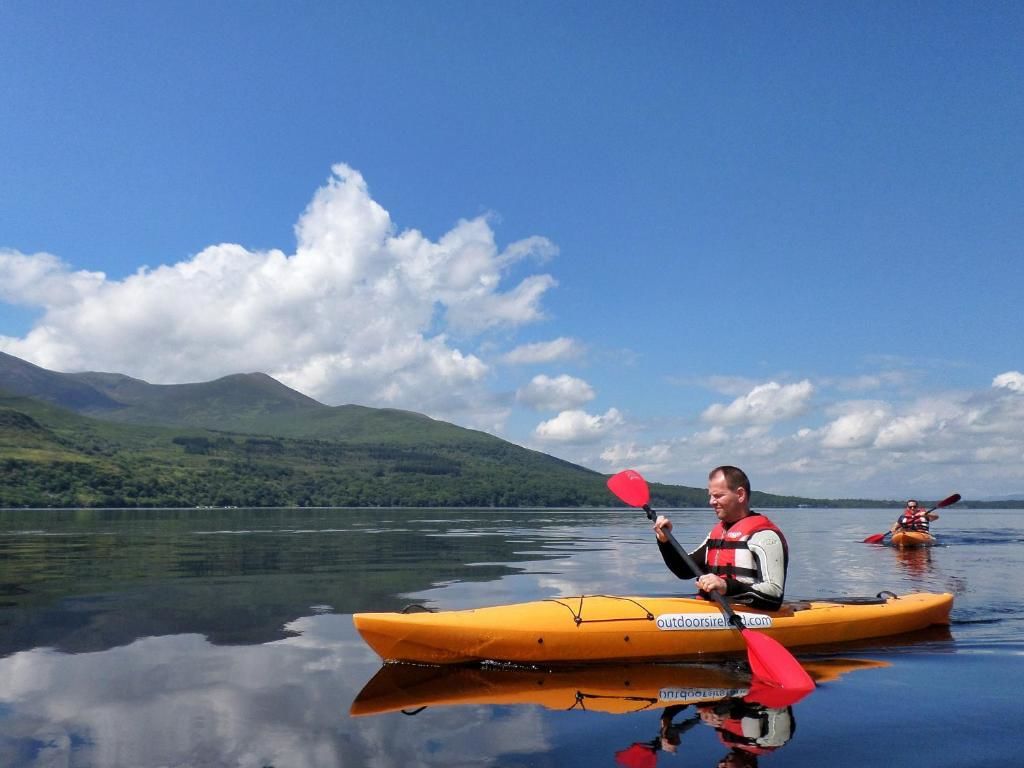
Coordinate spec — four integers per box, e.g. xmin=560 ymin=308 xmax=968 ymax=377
xmin=862 ymin=493 xmax=961 ymax=544
xmin=606 ymin=469 xmax=814 ymax=696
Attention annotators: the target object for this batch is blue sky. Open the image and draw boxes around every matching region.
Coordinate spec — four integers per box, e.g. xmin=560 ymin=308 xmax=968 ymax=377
xmin=2 ymin=1 xmax=1022 ymax=499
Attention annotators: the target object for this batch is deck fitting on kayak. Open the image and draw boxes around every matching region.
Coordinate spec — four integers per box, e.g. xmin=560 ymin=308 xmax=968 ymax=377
xmin=545 ymin=595 xmax=658 ymax=626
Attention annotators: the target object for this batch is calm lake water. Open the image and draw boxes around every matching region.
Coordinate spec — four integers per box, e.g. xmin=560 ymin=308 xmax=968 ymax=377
xmin=0 ymin=505 xmax=1021 ymax=767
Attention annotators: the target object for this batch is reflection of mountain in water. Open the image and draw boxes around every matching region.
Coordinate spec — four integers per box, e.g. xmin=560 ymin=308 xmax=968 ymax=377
xmin=0 ymin=508 xmax=607 ymax=656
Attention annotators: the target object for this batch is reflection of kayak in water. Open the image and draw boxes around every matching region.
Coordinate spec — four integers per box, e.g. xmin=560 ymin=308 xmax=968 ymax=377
xmin=891 ymin=530 xmax=937 ymax=548
xmin=353 ymin=592 xmax=953 ymax=664
xmin=349 ymin=658 xmax=889 ymax=717
xmin=894 ymin=545 xmax=934 ymax=576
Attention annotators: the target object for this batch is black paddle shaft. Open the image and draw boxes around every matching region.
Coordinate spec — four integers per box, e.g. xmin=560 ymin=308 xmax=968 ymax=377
xmin=644 ymin=504 xmax=746 ymax=632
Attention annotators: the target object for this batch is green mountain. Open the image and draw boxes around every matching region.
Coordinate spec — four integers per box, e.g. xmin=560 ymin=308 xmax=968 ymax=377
xmin=0 ymin=350 xmax=715 ymax=508
xmin=0 ymin=351 xmax=885 ymax=509
xmin=1 ymin=351 xmax=520 ymax=445
xmin=0 ymin=350 xmax=122 ymax=411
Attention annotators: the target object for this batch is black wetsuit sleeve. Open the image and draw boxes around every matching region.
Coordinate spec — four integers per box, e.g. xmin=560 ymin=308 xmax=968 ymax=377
xmin=658 ymin=537 xmax=708 ymax=580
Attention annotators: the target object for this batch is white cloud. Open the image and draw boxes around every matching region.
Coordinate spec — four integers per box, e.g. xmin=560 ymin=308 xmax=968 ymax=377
xmin=0 ymin=164 xmax=557 ymax=430
xmin=501 ymin=337 xmax=582 ymax=365
xmin=692 ymin=425 xmax=731 ymax=447
xmin=820 ymin=406 xmax=890 ymax=449
xmin=516 ymin=374 xmax=595 ymax=411
xmin=497 ymin=366 xmax=1024 ymax=500
xmin=0 ymin=619 xmax=550 ymax=768
xmin=702 ymin=380 xmax=814 ymax=426
xmin=872 ymin=412 xmax=941 ymax=449
xmin=993 ymin=371 xmax=1024 ymax=392
xmin=533 ymin=408 xmax=623 ymax=444
xmin=0 ymin=249 xmax=107 ymax=309
xmin=599 ymin=441 xmax=674 ymax=471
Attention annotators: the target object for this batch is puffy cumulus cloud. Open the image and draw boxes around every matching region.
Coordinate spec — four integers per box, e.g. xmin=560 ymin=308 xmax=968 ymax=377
xmin=0 ymin=164 xmax=557 ymax=428
xmin=599 ymin=441 xmax=675 ymax=474
xmin=702 ymin=380 xmax=814 ymax=426
xmin=0 ymin=620 xmax=551 ymax=768
xmin=533 ymin=407 xmax=623 ymax=444
xmin=502 ymin=364 xmax=1024 ymax=499
xmin=0 ymin=249 xmax=106 ymax=307
xmin=692 ymin=425 xmax=730 ymax=447
xmin=516 ymin=374 xmax=595 ymax=411
xmin=873 ymin=412 xmax=943 ymax=449
xmin=820 ymin=405 xmax=891 ymax=449
xmin=501 ymin=337 xmax=583 ymax=365
xmin=993 ymin=371 xmax=1024 ymax=392
xmin=562 ymin=372 xmax=1024 ymax=500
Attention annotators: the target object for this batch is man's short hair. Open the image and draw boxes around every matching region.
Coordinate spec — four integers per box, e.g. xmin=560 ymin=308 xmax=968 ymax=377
xmin=709 ymin=465 xmax=751 ymax=495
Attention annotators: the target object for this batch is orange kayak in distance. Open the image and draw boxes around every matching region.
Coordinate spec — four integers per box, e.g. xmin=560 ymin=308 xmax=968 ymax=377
xmin=891 ymin=530 xmax=937 ymax=548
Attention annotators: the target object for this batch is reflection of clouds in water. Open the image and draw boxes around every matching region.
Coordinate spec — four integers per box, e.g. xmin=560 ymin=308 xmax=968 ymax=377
xmin=0 ymin=615 xmax=550 ymax=768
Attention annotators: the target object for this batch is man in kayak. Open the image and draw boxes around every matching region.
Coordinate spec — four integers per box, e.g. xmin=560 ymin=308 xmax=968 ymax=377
xmin=652 ymin=465 xmax=788 ymax=611
xmin=892 ymin=499 xmax=939 ymax=533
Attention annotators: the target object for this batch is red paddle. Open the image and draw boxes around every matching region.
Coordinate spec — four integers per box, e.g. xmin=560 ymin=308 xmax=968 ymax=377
xmin=607 ymin=469 xmax=814 ymax=695
xmin=862 ymin=493 xmax=961 ymax=544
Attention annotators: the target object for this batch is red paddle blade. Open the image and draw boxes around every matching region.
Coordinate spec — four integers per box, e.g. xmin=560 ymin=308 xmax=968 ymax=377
xmin=614 ymin=743 xmax=658 ymax=768
xmin=607 ymin=470 xmax=650 ymax=508
xmin=862 ymin=532 xmax=888 ymax=544
xmin=744 ymin=678 xmax=813 ymax=708
xmin=741 ymin=628 xmax=815 ymax=694
xmin=935 ymin=492 xmax=961 ymax=509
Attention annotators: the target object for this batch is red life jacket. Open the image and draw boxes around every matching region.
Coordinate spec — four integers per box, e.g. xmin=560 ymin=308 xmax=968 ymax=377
xmin=706 ymin=514 xmax=788 ymax=582
xmin=717 ymin=717 xmax=776 ymax=755
xmin=714 ymin=703 xmax=794 ymax=754
xmin=898 ymin=511 xmax=929 ymax=531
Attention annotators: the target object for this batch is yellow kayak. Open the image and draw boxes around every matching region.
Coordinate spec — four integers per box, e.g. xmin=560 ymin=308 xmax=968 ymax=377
xmin=350 ymin=657 xmax=890 ymax=717
xmin=891 ymin=530 xmax=937 ymax=548
xmin=353 ymin=591 xmax=953 ymax=665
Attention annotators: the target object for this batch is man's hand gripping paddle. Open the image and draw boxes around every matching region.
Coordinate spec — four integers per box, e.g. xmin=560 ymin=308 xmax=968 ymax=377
xmin=607 ymin=469 xmax=814 ymax=702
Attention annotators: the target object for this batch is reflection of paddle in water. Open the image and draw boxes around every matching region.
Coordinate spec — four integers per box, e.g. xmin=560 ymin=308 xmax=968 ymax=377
xmin=611 ymin=659 xmax=904 ymax=767
xmin=615 ymin=704 xmax=701 ymax=768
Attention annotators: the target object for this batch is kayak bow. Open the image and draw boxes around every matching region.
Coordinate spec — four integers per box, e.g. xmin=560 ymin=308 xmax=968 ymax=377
xmin=890 ymin=530 xmax=937 ymax=548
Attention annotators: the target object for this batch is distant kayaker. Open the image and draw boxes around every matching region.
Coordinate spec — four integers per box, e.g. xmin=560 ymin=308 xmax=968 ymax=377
xmin=892 ymin=499 xmax=939 ymax=533
xmin=652 ymin=465 xmax=789 ymax=611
